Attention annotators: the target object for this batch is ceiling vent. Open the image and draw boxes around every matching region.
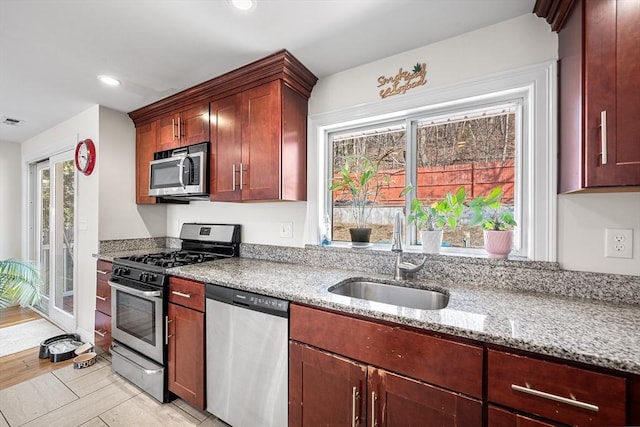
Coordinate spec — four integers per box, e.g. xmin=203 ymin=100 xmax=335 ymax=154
xmin=1 ymin=117 xmax=23 ymax=126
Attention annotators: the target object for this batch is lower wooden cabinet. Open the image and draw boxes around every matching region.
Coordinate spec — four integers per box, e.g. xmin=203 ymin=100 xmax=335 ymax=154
xmin=167 ymin=277 xmax=206 ymax=409
xmin=289 ymin=342 xmax=482 ymax=426
xmin=487 ymin=349 xmax=626 ymax=427
xmin=94 ymin=260 xmax=112 ymax=353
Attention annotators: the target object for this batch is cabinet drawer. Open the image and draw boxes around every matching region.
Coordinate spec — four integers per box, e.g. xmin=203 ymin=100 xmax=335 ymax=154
xmin=487 ymin=349 xmax=626 ymax=426
xmin=488 ymin=405 xmax=561 ymax=427
xmin=96 ymin=280 xmax=111 ymax=315
xmin=169 ymin=277 xmax=205 ymax=312
xmin=290 ymin=304 xmax=483 ymax=398
xmin=96 ymin=260 xmax=112 ymax=276
xmin=94 ymin=310 xmax=112 ymax=353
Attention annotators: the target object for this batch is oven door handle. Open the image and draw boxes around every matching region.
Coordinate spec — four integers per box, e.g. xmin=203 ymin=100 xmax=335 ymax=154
xmin=108 ymin=280 xmax=162 ymax=298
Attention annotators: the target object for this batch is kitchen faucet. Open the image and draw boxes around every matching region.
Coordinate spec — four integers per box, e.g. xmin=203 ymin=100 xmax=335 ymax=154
xmin=392 ymin=211 xmax=427 ymax=280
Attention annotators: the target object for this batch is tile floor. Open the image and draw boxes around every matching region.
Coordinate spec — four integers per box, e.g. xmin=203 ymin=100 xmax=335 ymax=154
xmin=0 ymin=354 xmax=229 ymax=427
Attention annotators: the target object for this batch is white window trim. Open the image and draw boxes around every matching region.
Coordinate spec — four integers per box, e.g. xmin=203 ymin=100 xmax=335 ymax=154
xmin=307 ymin=61 xmax=557 ymax=262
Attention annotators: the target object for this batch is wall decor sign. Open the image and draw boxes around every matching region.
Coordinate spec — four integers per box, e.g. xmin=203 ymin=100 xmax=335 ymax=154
xmin=378 ymin=62 xmax=427 ymax=99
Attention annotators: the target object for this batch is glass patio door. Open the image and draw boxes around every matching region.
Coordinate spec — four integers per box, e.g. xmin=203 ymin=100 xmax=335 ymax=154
xmin=33 ymin=151 xmax=76 ymax=330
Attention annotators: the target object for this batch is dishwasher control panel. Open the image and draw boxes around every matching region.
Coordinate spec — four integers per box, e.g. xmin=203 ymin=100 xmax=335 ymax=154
xmin=206 ymin=282 xmax=290 ymax=318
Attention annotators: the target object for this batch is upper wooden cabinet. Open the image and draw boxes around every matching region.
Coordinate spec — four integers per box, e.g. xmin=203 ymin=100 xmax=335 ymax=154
xmin=129 ymin=50 xmax=317 ymax=204
xmin=210 ymin=80 xmax=308 ymax=201
xmin=135 ymin=121 xmax=157 ymax=205
xmin=157 ymin=104 xmax=210 ymax=152
xmin=536 ymin=0 xmax=640 ymax=191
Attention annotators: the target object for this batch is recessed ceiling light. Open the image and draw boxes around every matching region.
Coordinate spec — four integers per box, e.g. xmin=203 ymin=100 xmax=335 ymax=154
xmin=228 ymin=0 xmax=255 ymax=11
xmin=97 ymin=75 xmax=121 ymax=86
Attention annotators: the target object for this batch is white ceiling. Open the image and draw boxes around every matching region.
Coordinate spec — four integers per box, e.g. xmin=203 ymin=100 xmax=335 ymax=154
xmin=0 ymin=0 xmax=535 ymax=143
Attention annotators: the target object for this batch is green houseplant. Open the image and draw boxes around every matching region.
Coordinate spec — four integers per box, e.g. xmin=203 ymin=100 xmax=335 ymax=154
xmin=468 ymin=186 xmax=517 ymax=258
xmin=401 ymin=185 xmax=466 ymax=253
xmin=329 ymin=155 xmax=390 ymax=244
xmin=0 ymin=259 xmax=42 ymax=309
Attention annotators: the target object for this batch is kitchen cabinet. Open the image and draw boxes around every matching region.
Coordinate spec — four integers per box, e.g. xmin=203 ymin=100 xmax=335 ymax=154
xmin=289 ymin=304 xmax=483 ymax=426
xmin=487 ymin=349 xmax=626 ymax=426
xmin=94 ymin=260 xmax=112 ymax=353
xmin=209 ymin=79 xmax=308 ymax=201
xmin=136 ymin=121 xmax=157 ymax=204
xmin=129 ymin=50 xmax=317 ymax=205
xmin=157 ymin=104 xmax=210 ymax=152
xmin=555 ymin=0 xmax=640 ymax=191
xmin=167 ymin=276 xmax=205 ymax=409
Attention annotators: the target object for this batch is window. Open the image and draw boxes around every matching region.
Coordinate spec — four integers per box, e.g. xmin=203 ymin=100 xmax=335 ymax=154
xmin=312 ymin=62 xmax=556 ymax=261
xmin=328 ymin=102 xmax=519 ymax=251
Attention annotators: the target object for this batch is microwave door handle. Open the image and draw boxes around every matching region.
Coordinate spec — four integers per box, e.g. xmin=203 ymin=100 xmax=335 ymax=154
xmin=178 ymin=156 xmax=187 ymax=188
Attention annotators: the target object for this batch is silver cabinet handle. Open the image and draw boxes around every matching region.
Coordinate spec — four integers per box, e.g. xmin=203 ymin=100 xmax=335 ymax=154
xmin=239 ymin=163 xmax=244 ymax=190
xmin=371 ymin=391 xmax=377 ymax=427
xmin=96 ymin=295 xmax=108 ymax=301
xmin=94 ymin=329 xmax=107 ymax=337
xmin=97 ymin=270 xmax=109 ymax=275
xmin=351 ymin=386 xmax=359 ymax=427
xmin=165 ymin=316 xmax=171 ymax=345
xmin=600 ymin=110 xmax=607 ymax=165
xmin=178 ymin=118 xmax=182 ymax=139
xmin=511 ymin=384 xmax=599 ymax=412
xmin=171 ymin=290 xmax=191 ymax=298
xmin=232 ymin=163 xmax=236 ymax=190
xmin=172 ymin=118 xmax=177 ymax=140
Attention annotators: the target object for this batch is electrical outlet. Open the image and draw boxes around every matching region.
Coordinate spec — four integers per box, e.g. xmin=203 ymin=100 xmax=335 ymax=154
xmin=279 ymin=222 xmax=293 ymax=239
xmin=605 ymin=228 xmax=633 ymax=259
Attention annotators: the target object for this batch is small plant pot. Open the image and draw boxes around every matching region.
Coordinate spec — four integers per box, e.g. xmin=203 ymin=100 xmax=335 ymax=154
xmin=420 ymin=230 xmax=442 ymax=254
xmin=483 ymin=230 xmax=513 ymax=258
xmin=349 ymin=227 xmax=372 ymax=243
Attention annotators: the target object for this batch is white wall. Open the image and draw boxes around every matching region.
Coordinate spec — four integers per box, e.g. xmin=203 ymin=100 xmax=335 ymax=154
xmin=558 ymin=193 xmax=640 ymax=275
xmin=166 ymin=201 xmax=306 ymax=245
xmin=309 ymin=13 xmax=557 ymax=115
xmin=0 ymin=140 xmax=22 ymax=259
xmin=97 ymin=106 xmax=166 ymax=240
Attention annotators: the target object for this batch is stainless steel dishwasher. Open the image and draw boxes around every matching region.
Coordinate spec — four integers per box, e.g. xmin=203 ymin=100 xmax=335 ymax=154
xmin=205 ymin=283 xmax=289 ymax=427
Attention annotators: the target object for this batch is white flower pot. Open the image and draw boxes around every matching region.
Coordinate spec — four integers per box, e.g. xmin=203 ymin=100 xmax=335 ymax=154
xmin=420 ymin=230 xmax=443 ymax=254
xmin=483 ymin=230 xmax=513 ymax=258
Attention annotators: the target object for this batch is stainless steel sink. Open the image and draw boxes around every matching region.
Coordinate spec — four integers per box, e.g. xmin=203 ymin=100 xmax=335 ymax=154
xmin=328 ymin=279 xmax=449 ymax=310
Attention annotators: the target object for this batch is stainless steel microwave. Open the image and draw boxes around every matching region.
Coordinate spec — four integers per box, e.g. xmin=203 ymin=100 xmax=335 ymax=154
xmin=149 ymin=142 xmax=208 ymax=198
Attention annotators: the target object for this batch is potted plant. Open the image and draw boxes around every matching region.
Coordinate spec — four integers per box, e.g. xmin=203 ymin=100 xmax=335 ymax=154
xmin=468 ymin=186 xmax=517 ymax=258
xmin=329 ymin=155 xmax=390 ymax=244
xmin=401 ymin=185 xmax=466 ymax=253
xmin=0 ymin=259 xmax=42 ymax=309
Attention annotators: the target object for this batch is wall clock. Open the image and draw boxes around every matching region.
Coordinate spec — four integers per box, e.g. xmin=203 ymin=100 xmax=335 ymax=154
xmin=75 ymin=138 xmax=96 ymax=176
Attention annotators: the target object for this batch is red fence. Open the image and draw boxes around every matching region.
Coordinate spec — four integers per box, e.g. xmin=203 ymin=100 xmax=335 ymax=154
xmin=334 ymin=161 xmax=515 ymax=206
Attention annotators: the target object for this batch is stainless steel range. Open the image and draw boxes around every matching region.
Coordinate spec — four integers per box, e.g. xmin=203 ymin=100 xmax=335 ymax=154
xmin=108 ymin=223 xmax=240 ymax=402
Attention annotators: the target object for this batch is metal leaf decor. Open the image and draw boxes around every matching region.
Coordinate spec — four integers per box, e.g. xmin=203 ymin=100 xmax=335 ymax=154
xmin=412 ymin=63 xmax=422 ymax=73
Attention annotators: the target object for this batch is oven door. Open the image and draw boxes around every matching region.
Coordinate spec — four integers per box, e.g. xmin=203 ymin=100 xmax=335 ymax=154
xmin=109 ymin=280 xmax=164 ymax=364
xmin=149 ymin=151 xmax=205 ymax=197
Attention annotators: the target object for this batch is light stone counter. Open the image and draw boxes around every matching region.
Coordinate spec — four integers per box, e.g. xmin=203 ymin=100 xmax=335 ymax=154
xmin=168 ymin=257 xmax=640 ymax=376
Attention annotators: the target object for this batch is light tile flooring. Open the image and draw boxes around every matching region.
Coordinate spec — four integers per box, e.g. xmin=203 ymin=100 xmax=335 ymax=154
xmin=0 ymin=354 xmax=229 ymax=427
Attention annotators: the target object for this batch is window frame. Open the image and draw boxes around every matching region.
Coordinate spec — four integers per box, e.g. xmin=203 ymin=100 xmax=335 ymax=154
xmin=309 ymin=61 xmax=557 ymax=262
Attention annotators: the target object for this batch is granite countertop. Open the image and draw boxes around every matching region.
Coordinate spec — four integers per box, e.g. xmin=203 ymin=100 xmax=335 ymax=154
xmin=167 ymin=257 xmax=640 ymax=376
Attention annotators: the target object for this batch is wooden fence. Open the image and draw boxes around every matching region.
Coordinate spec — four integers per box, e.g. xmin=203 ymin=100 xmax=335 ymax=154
xmin=333 ymin=161 xmax=515 ymax=206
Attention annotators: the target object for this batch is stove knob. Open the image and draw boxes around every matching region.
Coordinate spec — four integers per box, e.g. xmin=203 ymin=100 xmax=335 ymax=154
xmin=141 ymin=273 xmax=150 ymax=282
